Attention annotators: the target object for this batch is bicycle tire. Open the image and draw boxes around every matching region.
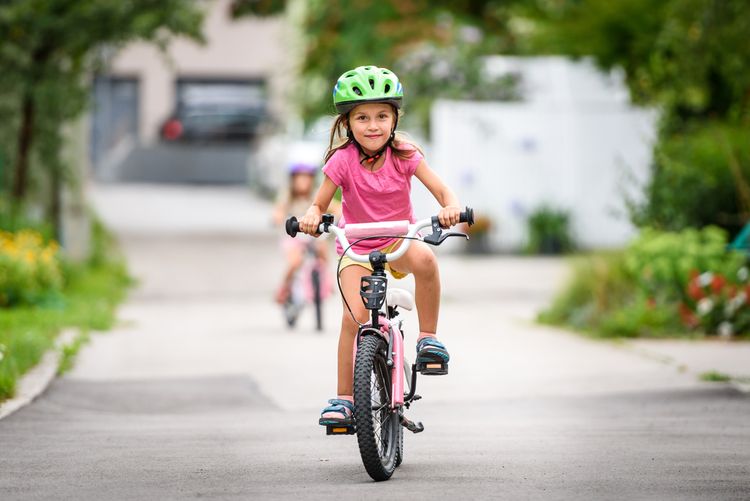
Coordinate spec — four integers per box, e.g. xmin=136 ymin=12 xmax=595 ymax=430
xmin=283 ymin=297 xmax=298 ymax=329
xmin=395 ymin=420 xmax=404 ymax=468
xmin=354 ymin=334 xmax=399 ymax=481
xmin=395 ymin=358 xmax=410 ymax=468
xmin=311 ymin=267 xmax=323 ymax=331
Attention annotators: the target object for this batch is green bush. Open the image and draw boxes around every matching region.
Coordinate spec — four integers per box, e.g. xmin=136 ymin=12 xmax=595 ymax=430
xmin=631 ymin=123 xmax=750 ymax=237
xmin=540 ymin=226 xmax=750 ymax=338
xmin=623 ymin=226 xmax=745 ymax=302
xmin=525 ymin=205 xmax=575 ymax=255
xmin=0 ymin=222 xmax=132 ymax=401
xmin=538 ymin=252 xmax=635 ymax=331
xmin=0 ymin=230 xmax=63 ymax=307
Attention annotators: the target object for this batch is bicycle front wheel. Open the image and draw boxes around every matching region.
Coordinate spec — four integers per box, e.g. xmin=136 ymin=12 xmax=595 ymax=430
xmin=311 ymin=268 xmax=323 ymax=332
xmin=353 ymin=334 xmax=399 ymax=481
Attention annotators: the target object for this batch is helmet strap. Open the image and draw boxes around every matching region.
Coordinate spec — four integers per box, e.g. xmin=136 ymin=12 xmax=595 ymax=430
xmin=357 ymin=142 xmax=388 ymax=166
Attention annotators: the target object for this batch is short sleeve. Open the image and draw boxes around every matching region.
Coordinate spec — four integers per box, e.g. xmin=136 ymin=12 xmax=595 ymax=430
xmin=322 ymin=150 xmax=347 ymax=188
xmin=392 ymin=145 xmax=423 ymax=177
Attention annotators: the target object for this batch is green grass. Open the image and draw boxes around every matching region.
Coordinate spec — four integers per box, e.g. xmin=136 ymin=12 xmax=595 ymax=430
xmin=700 ymin=370 xmax=732 ymax=382
xmin=57 ymin=331 xmax=91 ymax=376
xmin=0 ymin=254 xmax=133 ymax=401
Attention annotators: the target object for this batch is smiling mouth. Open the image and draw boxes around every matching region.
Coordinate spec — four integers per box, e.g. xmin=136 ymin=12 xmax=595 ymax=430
xmin=365 ymin=134 xmax=382 ymax=139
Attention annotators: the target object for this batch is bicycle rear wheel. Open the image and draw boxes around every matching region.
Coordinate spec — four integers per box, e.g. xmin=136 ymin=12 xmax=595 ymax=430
xmin=353 ymin=334 xmax=399 ymax=481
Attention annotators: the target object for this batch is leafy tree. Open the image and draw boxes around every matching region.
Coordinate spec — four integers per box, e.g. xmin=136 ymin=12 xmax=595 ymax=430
xmin=233 ymin=0 xmax=523 ymax=125
xmin=0 ymin=0 xmax=204 ymax=231
xmin=519 ymin=0 xmax=750 ymax=127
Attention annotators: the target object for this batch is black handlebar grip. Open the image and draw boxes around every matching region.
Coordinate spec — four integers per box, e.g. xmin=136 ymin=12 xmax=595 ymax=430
xmin=285 ymin=216 xmax=300 ymax=237
xmin=459 ymin=207 xmax=475 ymax=226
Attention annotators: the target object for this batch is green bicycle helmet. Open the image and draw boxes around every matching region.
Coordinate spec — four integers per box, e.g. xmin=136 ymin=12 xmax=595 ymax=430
xmin=333 ymin=65 xmax=403 ymax=114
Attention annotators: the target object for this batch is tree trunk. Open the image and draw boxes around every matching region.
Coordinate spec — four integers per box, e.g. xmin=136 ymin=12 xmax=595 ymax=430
xmin=12 ymin=92 xmax=35 ymax=204
xmin=50 ymin=163 xmax=62 ymax=240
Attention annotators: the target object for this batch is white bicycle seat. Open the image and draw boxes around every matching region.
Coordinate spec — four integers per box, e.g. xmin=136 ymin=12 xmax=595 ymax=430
xmin=386 ymin=288 xmax=415 ymax=311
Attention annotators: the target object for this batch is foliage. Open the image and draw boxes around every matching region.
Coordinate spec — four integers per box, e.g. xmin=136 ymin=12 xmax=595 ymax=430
xmin=0 ymin=221 xmax=132 ymax=401
xmin=518 ymin=0 xmax=750 ymax=124
xmin=235 ymin=0 xmax=525 ymax=126
xmin=538 ymin=252 xmax=639 ymax=333
xmin=540 ymin=227 xmax=750 ymax=338
xmin=0 ymin=0 xmax=204 ymax=229
xmin=682 ymin=269 xmax=750 ymax=338
xmin=525 ymin=205 xmax=575 ymax=255
xmin=629 ymin=122 xmax=750 ymax=235
xmin=57 ymin=331 xmax=90 ymax=376
xmin=0 ymin=230 xmax=63 ymax=307
xmin=623 ymin=226 xmax=744 ymax=302
xmin=230 ymin=0 xmax=286 ymax=17
xmin=397 ymin=38 xmax=521 ymax=128
xmin=700 ymin=371 xmax=731 ymax=382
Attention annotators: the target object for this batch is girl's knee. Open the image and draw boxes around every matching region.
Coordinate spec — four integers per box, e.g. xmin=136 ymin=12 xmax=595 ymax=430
xmin=341 ymin=310 xmax=368 ymax=331
xmin=411 ymin=246 xmax=438 ymax=275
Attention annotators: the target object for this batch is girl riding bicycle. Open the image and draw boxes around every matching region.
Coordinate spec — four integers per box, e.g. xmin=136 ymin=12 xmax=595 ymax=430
xmin=297 ymin=65 xmax=462 ymax=426
xmin=273 ymin=162 xmax=332 ymax=305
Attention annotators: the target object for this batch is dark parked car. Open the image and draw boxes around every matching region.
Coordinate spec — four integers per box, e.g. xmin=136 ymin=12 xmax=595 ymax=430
xmin=161 ymin=81 xmax=269 ymax=143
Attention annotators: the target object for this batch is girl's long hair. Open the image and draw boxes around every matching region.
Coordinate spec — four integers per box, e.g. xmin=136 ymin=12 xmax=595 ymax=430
xmin=323 ymin=107 xmax=423 ymax=166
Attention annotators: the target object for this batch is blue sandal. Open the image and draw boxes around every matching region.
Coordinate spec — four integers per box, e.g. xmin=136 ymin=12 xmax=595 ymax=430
xmin=416 ymin=337 xmax=450 ymax=363
xmin=416 ymin=337 xmax=450 ymax=375
xmin=319 ymin=399 xmax=355 ymax=426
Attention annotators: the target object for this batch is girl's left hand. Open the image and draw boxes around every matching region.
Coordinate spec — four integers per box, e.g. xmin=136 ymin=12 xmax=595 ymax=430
xmin=438 ymin=205 xmax=461 ymax=228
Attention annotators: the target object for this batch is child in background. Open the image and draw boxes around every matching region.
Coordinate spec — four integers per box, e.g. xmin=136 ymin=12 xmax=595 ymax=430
xmin=296 ymin=65 xmax=462 ymax=427
xmin=273 ymin=162 xmax=331 ymax=304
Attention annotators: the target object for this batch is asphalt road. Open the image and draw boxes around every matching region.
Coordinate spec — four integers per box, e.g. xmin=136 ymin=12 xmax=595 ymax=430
xmin=1 ymin=185 xmax=748 ymax=500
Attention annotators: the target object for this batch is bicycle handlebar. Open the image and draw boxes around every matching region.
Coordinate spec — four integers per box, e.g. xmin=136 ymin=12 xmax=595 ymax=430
xmin=285 ymin=207 xmax=474 ymax=264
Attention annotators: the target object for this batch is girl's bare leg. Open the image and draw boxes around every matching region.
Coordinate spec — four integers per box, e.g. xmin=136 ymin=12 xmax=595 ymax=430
xmin=390 ymin=241 xmax=440 ymax=334
xmin=282 ymin=246 xmax=304 ymax=285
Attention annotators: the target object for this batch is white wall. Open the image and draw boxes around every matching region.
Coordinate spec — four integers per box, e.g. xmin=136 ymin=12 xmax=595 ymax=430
xmin=428 ymin=56 xmax=657 ymax=250
xmin=106 ymin=0 xmax=289 ymax=144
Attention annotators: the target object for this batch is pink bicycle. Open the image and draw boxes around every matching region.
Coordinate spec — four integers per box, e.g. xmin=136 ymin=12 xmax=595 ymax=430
xmin=286 ymin=208 xmax=474 ymax=481
xmin=282 ymin=240 xmax=333 ymax=332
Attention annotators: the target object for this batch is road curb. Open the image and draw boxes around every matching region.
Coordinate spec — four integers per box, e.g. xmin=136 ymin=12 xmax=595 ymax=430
xmin=0 ymin=329 xmax=79 ymax=421
xmin=623 ymin=340 xmax=750 ymax=395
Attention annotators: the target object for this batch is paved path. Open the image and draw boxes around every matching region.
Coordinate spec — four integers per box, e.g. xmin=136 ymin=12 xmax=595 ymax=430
xmin=1 ymin=184 xmax=748 ymax=500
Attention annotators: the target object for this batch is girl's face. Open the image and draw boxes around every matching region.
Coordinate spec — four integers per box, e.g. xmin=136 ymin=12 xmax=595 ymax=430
xmin=291 ymin=172 xmax=314 ymax=196
xmin=348 ymin=103 xmax=396 ymax=154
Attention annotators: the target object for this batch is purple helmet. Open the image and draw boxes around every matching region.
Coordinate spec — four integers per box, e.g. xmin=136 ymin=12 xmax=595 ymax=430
xmin=288 ymin=162 xmax=318 ymax=175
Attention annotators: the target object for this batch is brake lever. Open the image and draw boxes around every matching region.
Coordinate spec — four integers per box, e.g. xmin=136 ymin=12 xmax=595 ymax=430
xmin=423 ymin=229 xmax=469 ymax=246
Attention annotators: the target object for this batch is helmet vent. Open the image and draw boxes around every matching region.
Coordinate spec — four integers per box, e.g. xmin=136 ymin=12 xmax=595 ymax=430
xmin=384 ymin=83 xmax=391 ymax=93
xmin=368 ymin=78 xmax=375 ymax=89
xmin=353 ymin=86 xmax=362 ymax=96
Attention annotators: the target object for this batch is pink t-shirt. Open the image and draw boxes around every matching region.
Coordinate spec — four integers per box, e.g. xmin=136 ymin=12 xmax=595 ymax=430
xmin=322 ymin=142 xmax=423 ymax=255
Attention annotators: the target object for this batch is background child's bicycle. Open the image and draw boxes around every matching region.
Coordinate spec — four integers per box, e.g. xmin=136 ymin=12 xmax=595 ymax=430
xmin=286 ymin=208 xmax=474 ymax=481
xmin=282 ymin=240 xmax=332 ymax=331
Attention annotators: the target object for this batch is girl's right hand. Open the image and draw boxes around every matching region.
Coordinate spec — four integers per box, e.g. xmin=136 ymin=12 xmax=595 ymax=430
xmin=299 ymin=206 xmax=322 ymax=236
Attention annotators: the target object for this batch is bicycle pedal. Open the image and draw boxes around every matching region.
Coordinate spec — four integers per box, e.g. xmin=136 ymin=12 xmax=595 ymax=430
xmin=416 ymin=360 xmax=448 ymax=375
xmin=400 ymin=415 xmax=424 ymax=434
xmin=325 ymin=424 xmax=356 ymax=435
